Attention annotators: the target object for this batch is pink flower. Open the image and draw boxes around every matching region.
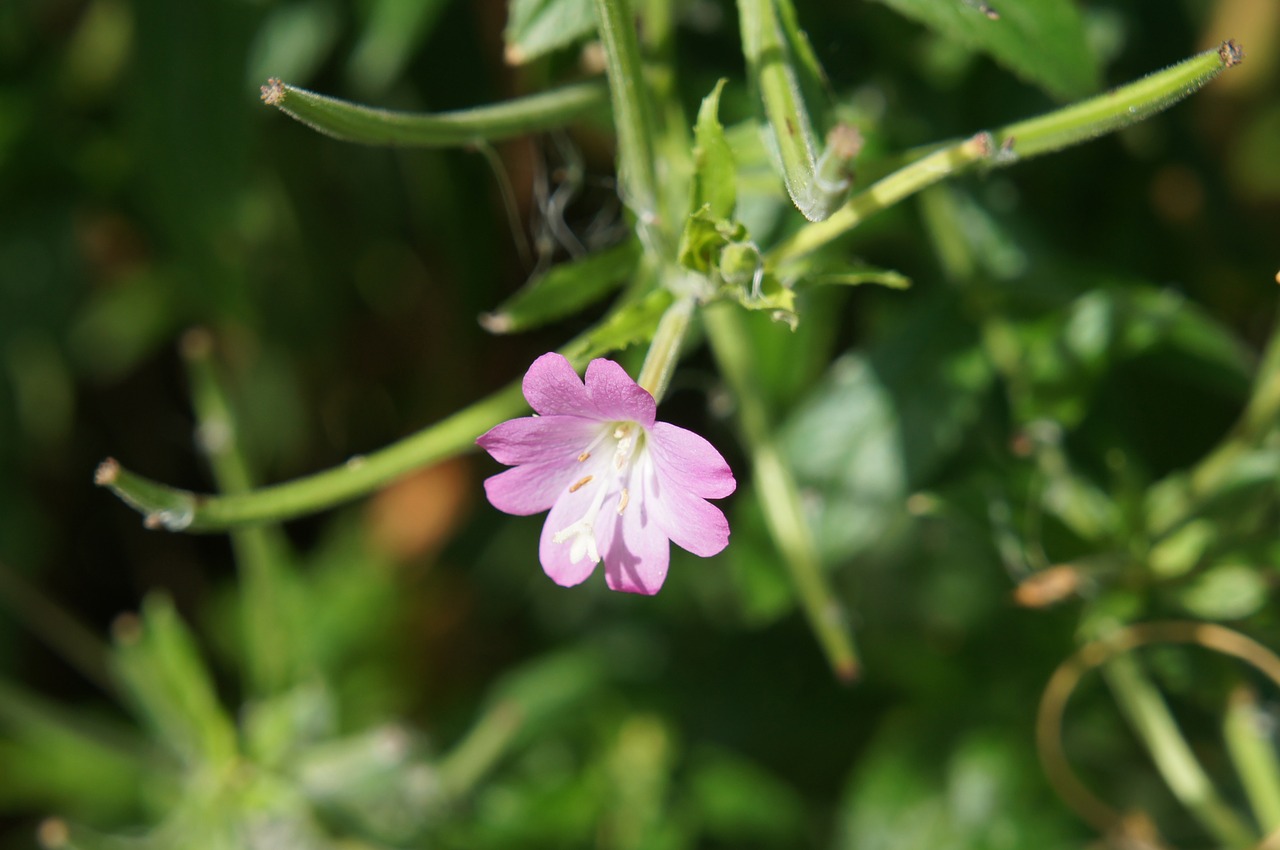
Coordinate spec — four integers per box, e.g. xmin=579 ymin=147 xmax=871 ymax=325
xmin=477 ymin=353 xmax=736 ymax=594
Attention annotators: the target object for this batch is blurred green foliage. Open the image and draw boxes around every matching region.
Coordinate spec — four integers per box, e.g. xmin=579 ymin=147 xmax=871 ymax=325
xmin=2 ymin=0 xmax=1280 ymax=848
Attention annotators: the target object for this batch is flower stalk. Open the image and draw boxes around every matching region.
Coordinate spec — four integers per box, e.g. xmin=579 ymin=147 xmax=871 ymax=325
xmin=636 ymin=295 xmax=695 ymax=403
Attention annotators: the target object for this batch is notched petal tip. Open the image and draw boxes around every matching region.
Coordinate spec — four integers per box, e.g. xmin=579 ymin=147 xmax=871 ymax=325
xmin=584 ymin=358 xmax=656 ymax=424
xmin=523 ymin=352 xmax=594 ymax=417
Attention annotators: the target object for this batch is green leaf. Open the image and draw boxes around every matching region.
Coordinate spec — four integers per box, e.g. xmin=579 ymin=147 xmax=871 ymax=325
xmin=563 ymin=288 xmax=673 ymax=363
xmin=111 ymin=595 xmax=238 ymax=769
xmin=246 ymin=1 xmax=342 ymax=87
xmin=480 ymin=240 xmax=641 ymax=334
xmin=867 ymin=0 xmax=1100 ymax=100
xmin=0 ymin=680 xmax=154 ymax=821
xmin=678 ymin=206 xmax=748 ymax=276
xmin=799 ymin=266 xmax=912 ymax=290
xmin=737 ymin=0 xmax=853 ymax=221
xmin=504 ymin=0 xmax=596 ymax=64
xmin=346 ymin=0 xmax=454 ymax=94
xmin=837 ymin=723 xmax=1082 ymax=850
xmin=1178 ymin=563 xmax=1269 ymax=621
xmin=780 ymin=294 xmax=994 ymax=561
xmin=688 ymin=747 xmax=808 ymax=844
xmin=1014 ymin=286 xmax=1252 ymax=430
xmin=690 ymin=79 xmax=736 ymax=221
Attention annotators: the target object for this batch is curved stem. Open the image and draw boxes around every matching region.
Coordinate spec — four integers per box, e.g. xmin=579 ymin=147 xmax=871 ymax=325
xmin=97 ymin=381 xmax=525 ymax=532
xmin=98 ymin=263 xmax=678 ymax=533
xmin=261 ymin=78 xmax=609 ymax=147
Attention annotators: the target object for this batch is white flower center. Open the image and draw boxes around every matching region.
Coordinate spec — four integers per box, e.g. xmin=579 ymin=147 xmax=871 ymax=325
xmin=551 ymin=422 xmax=643 ymax=564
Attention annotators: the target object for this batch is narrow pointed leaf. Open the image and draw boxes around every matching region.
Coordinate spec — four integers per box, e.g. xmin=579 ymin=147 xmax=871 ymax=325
xmin=480 ymin=239 xmax=640 ymax=334
xmin=504 ymin=0 xmax=596 ymax=64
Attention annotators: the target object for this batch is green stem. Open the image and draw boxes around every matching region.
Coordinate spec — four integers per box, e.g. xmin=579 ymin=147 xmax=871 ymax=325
xmin=636 ymin=295 xmax=694 ymax=403
xmin=437 ymin=701 xmax=523 ymax=798
xmin=97 ymin=380 xmax=525 ymax=532
xmin=98 ymin=285 xmax=675 ymax=533
xmin=261 ymin=78 xmax=608 ymax=147
xmin=769 ymin=41 xmax=1243 ymax=266
xmin=590 ymin=0 xmax=661 ymax=233
xmin=1189 ymin=309 xmax=1280 ymax=497
xmin=992 ymin=41 xmax=1241 ymax=160
xmin=1102 ymin=651 xmax=1257 ymax=848
xmin=1224 ymin=686 xmax=1280 ymax=833
xmin=181 ymin=330 xmax=297 ymax=695
xmin=703 ymin=304 xmax=859 ymax=682
xmin=1147 ymin=306 xmax=1280 ymax=538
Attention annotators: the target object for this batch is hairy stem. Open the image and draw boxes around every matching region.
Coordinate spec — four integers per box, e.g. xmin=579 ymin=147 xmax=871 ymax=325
xmin=260 ymin=78 xmax=608 ymax=147
xmin=770 ymin=41 xmax=1242 ymax=265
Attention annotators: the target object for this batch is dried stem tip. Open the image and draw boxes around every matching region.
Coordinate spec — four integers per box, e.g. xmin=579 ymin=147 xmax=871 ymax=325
xmin=1219 ymin=40 xmax=1244 ymax=68
xmin=94 ymin=457 xmax=120 ymax=486
xmin=260 ymin=77 xmax=286 ymax=106
xmin=826 ymin=124 xmax=864 ymax=160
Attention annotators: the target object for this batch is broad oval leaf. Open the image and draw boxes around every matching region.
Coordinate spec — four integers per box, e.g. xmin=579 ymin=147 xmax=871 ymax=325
xmin=868 ymin=0 xmax=1100 ymax=100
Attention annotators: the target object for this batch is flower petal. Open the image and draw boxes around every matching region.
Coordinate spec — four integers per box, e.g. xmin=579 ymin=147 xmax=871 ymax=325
xmin=484 ymin=461 xmax=578 ymax=516
xmin=585 ymin=359 xmax=656 ymax=426
xmin=477 ymin=415 xmax=602 ymax=466
xmin=647 ymin=422 xmax=736 ymax=499
xmin=649 ymin=483 xmax=730 ymax=557
xmin=538 ymin=486 xmax=604 ymax=587
xmin=522 ymin=352 xmax=593 ymax=417
xmin=600 ymin=465 xmax=670 ymax=594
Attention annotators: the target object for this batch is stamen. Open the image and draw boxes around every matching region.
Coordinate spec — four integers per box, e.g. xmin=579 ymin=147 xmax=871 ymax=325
xmin=553 ymin=519 xmax=600 ymax=564
xmin=614 ymin=432 xmax=633 ymax=469
xmin=577 ymin=451 xmax=591 ymax=462
xmin=569 ymin=475 xmax=593 ymax=493
xmin=617 ymin=488 xmax=629 ymax=514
